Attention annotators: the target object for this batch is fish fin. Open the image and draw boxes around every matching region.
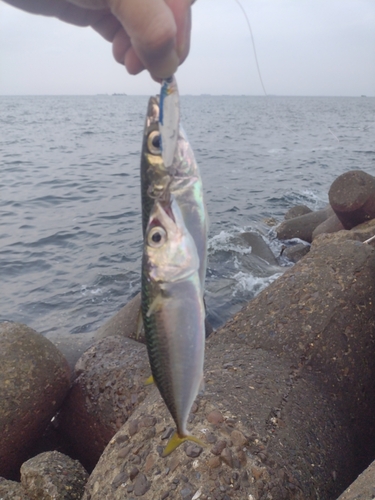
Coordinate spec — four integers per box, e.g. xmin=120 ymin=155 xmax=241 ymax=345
xmin=144 ymin=375 xmax=154 ymax=386
xmin=162 ymin=431 xmax=205 ymax=457
xmin=147 ymin=294 xmax=163 ymax=317
xmin=135 ymin=307 xmax=144 ymax=340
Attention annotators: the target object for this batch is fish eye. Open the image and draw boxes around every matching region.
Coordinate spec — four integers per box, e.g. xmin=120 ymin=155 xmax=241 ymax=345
xmin=147 ymin=226 xmax=167 ymax=248
xmin=147 ymin=130 xmax=161 ymax=155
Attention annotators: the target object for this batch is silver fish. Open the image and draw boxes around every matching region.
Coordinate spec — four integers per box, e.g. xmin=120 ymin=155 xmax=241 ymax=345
xmin=141 ymin=195 xmax=205 ymax=455
xmin=140 ymin=95 xmax=208 ymax=290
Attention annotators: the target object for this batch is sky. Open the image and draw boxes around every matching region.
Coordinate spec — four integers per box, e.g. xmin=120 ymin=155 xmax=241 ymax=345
xmin=0 ymin=0 xmax=374 ymax=96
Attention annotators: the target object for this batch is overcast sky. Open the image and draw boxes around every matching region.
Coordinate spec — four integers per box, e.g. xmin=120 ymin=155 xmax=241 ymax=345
xmin=0 ymin=0 xmax=374 ymax=96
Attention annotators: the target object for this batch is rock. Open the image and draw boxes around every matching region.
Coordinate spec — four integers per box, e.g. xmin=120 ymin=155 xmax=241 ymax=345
xmin=133 ymin=473 xmax=150 ymax=496
xmin=185 ymin=445 xmax=203 ymax=458
xmin=312 ymin=213 xmax=345 ymax=240
xmin=329 ymin=170 xmax=375 ymax=229
xmin=95 ymin=293 xmax=145 ymax=343
xmin=263 ymin=216 xmax=278 ymax=226
xmin=82 ymin=232 xmax=375 ymax=499
xmin=348 ymin=217 xmax=375 ymax=242
xmin=282 ymin=242 xmax=310 ymax=263
xmin=0 ymin=478 xmax=29 ymax=499
xmin=58 ymin=335 xmax=150 ymax=471
xmin=276 ymin=205 xmax=333 ymax=243
xmin=206 ymin=410 xmax=224 ymax=425
xmin=336 ymin=459 xmax=375 ymax=499
xmin=0 ymin=322 xmax=71 ymax=480
xmin=44 ymin=331 xmax=96 ymax=372
xmin=313 ymin=217 xmax=375 ymax=246
xmin=284 ymin=204 xmax=313 ymax=220
xmin=314 ymin=216 xmax=375 ymax=246
xmin=207 ymin=456 xmax=221 ymax=469
xmin=227 ymin=232 xmax=375 ymax=495
xmin=230 ymin=430 xmax=247 ymax=447
xmin=20 ymin=451 xmax=88 ymax=500
xmin=232 ymin=232 xmax=280 ymax=267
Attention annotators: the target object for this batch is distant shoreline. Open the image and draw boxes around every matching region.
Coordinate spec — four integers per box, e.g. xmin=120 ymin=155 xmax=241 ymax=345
xmin=1 ymin=94 xmax=374 ymax=98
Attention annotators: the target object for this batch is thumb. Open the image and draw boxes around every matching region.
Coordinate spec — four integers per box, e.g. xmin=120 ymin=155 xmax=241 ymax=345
xmin=108 ymin=0 xmax=180 ymax=79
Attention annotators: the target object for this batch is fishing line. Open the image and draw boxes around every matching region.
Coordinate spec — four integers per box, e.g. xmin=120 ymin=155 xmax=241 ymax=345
xmin=328 ymin=127 xmax=340 ymax=142
xmin=233 ymin=0 xmax=296 ymax=139
xmin=233 ymin=0 xmax=267 ymax=96
xmin=233 ymin=0 xmax=340 ymax=166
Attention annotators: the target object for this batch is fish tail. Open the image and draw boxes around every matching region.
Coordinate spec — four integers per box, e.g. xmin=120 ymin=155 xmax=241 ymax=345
xmin=162 ymin=431 xmax=205 ymax=457
xmin=144 ymin=374 xmax=154 ymax=386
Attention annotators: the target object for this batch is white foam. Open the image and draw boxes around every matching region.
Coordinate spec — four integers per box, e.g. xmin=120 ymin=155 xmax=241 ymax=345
xmin=298 ymin=189 xmax=328 ymax=210
xmin=208 ymin=230 xmax=253 ymax=255
xmin=80 ymin=284 xmax=103 ymax=296
xmin=232 ymin=271 xmax=283 ymax=297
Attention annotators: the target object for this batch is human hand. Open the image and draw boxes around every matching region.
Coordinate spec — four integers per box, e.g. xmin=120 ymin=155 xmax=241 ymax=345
xmin=3 ymin=0 xmax=193 ymax=79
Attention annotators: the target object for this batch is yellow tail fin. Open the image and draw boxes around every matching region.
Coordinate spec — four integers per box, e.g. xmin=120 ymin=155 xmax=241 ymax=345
xmin=162 ymin=431 xmax=205 ymax=457
xmin=144 ymin=375 xmax=154 ymax=386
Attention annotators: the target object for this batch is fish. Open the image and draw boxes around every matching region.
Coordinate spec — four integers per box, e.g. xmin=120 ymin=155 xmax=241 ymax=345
xmin=140 ymin=94 xmax=208 ymax=290
xmin=141 ymin=194 xmax=206 ymax=456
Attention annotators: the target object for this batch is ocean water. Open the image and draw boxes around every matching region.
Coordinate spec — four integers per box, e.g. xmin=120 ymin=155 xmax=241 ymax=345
xmin=1 ymin=95 xmax=374 ymax=336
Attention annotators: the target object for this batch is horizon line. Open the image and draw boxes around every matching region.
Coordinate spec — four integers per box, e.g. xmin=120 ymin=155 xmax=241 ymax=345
xmin=0 ymin=93 xmax=374 ymax=98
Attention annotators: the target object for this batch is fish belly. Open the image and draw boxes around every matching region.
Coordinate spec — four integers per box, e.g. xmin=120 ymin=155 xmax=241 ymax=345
xmin=142 ymin=274 xmax=205 ymax=436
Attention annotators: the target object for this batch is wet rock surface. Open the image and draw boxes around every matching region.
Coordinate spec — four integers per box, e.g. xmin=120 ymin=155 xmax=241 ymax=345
xmin=82 ymin=232 xmax=375 ymax=500
xmin=0 ymin=322 xmax=71 ymax=479
xmin=230 ymin=232 xmax=280 ymax=267
xmin=58 ymin=335 xmax=150 ymax=470
xmin=20 ymin=451 xmax=88 ymax=500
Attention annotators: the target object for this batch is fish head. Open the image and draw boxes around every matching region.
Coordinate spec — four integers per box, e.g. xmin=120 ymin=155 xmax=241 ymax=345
xmin=144 ymin=196 xmax=199 ymax=284
xmin=142 ymin=96 xmax=171 ymax=199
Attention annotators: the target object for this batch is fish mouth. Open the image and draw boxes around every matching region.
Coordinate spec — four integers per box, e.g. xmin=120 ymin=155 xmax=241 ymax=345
xmin=149 ymin=199 xmax=176 ymax=228
xmin=163 ymin=201 xmax=176 ymax=223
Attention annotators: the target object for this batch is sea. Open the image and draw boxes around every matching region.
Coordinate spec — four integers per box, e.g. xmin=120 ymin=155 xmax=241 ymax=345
xmin=1 ymin=95 xmax=374 ymax=338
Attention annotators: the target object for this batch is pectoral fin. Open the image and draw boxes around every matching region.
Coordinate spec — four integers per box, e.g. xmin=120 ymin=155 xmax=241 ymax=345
xmin=147 ymin=294 xmax=164 ymax=317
